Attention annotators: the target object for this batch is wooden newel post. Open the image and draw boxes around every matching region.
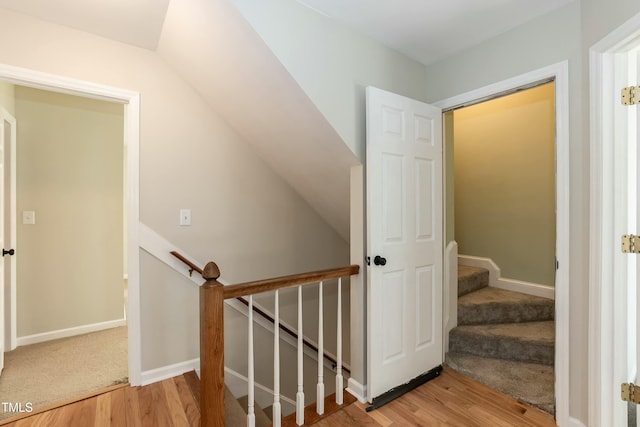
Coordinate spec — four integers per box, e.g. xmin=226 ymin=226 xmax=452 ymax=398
xmin=200 ymin=261 xmax=224 ymax=427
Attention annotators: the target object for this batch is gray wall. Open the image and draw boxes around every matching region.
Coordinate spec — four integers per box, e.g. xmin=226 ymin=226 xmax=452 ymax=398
xmin=232 ymin=0 xmax=428 ymax=161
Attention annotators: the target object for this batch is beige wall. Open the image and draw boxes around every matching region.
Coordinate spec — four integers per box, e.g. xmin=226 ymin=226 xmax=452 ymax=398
xmin=453 ymin=83 xmax=556 ymax=286
xmin=0 ymin=81 xmax=14 ymax=115
xmin=15 ymin=86 xmax=124 ymax=336
xmin=0 ymin=8 xmax=350 ymax=371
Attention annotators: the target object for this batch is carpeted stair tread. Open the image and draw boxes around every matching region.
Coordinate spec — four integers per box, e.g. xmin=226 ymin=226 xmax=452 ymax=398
xmin=225 ymin=386 xmax=248 ymax=427
xmin=458 ymin=287 xmax=554 ymax=325
xmin=449 ymin=321 xmax=554 ymax=365
xmin=236 ymin=395 xmax=272 ymax=427
xmin=445 ymin=351 xmax=554 ymax=415
xmin=458 ymin=265 xmax=489 ymax=297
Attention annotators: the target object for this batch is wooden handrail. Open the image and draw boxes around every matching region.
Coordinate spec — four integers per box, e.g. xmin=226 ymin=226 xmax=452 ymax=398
xmin=170 ymin=251 xmax=203 ymax=276
xmin=170 ymin=251 xmax=356 ymax=373
xmin=222 ymin=265 xmax=359 ymax=299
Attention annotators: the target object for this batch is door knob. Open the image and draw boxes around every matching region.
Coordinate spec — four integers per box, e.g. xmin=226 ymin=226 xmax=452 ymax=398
xmin=373 ymin=255 xmax=387 ymax=266
xmin=2 ymin=248 xmax=14 ymax=256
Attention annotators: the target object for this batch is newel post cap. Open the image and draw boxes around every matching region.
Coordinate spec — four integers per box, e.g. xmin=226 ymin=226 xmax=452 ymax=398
xmin=202 ymin=261 xmax=221 ymax=281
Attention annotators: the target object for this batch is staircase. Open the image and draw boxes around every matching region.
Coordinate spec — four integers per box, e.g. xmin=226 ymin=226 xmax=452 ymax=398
xmin=446 ymin=265 xmax=555 ymax=415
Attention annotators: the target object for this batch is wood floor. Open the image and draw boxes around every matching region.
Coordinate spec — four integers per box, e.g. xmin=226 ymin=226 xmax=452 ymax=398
xmin=0 ymin=368 xmax=556 ymax=426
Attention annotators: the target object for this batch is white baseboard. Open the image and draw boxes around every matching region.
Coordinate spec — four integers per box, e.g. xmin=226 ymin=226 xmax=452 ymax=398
xmin=16 ymin=318 xmax=127 ymax=347
xmin=140 ymin=358 xmax=200 ymax=386
xmin=346 ymin=378 xmax=367 ymax=403
xmin=458 ymin=255 xmax=555 ymax=300
xmin=567 ymin=416 xmax=587 ymax=427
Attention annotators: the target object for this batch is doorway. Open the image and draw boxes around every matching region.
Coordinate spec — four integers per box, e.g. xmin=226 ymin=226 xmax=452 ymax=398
xmin=0 ymin=63 xmax=142 ymax=389
xmin=0 ymin=83 xmax=129 ymax=417
xmin=435 ymin=61 xmax=571 ymax=425
xmin=445 ymin=80 xmax=557 ymax=414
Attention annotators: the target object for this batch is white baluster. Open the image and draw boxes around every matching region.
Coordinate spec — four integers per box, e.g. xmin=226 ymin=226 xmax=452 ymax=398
xmin=273 ymin=290 xmax=281 ymax=427
xmin=336 ymin=277 xmax=343 ymax=405
xmin=247 ymin=295 xmax=255 ymax=427
xmin=317 ymin=281 xmax=324 ymax=415
xmin=296 ymin=285 xmax=305 ymax=425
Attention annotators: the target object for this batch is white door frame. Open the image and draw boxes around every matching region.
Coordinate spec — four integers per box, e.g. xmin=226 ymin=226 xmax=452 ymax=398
xmin=0 ymin=63 xmax=142 ymax=385
xmin=589 ymin=12 xmax=640 ymax=427
xmin=0 ymin=105 xmax=16 ymax=353
xmin=433 ymin=60 xmax=570 ymax=426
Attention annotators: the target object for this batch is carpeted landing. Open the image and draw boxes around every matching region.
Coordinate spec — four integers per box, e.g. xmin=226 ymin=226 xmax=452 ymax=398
xmin=446 ymin=265 xmax=555 ymax=415
xmin=0 ymin=326 xmax=128 ymax=420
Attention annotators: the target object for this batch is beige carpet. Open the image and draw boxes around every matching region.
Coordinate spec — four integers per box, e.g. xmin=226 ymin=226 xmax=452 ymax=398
xmin=0 ymin=326 xmax=128 ymax=420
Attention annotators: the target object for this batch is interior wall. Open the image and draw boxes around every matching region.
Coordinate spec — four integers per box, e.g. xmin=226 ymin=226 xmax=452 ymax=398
xmin=424 ymin=1 xmax=585 ymax=421
xmin=0 ymin=8 xmax=350 ymax=370
xmin=231 ymin=0 xmax=428 ymax=162
xmin=14 ymin=86 xmax=124 ymax=337
xmin=453 ymin=83 xmax=556 ymax=286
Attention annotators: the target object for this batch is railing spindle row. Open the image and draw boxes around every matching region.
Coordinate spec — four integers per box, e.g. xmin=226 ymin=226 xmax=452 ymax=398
xmin=173 ymin=252 xmax=359 ymax=427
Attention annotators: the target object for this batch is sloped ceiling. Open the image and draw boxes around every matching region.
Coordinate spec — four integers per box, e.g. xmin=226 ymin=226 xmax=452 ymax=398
xmin=0 ymin=0 xmax=170 ymax=50
xmin=156 ymin=0 xmax=360 ymax=240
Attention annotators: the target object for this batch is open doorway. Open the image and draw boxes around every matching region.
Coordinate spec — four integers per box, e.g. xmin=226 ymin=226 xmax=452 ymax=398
xmin=436 ymin=61 xmax=570 ymax=425
xmin=0 ymin=83 xmax=129 ymax=419
xmin=444 ymin=81 xmax=557 ymax=414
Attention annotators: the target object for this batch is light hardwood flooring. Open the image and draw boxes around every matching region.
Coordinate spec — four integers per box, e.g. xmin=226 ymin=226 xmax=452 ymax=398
xmin=0 ymin=368 xmax=556 ymax=426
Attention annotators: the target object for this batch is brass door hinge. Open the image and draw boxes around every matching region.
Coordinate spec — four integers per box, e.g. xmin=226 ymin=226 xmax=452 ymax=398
xmin=622 ymin=235 xmax=640 ymax=253
xmin=622 ymin=383 xmax=640 ymax=404
xmin=622 ymin=86 xmax=640 ymax=105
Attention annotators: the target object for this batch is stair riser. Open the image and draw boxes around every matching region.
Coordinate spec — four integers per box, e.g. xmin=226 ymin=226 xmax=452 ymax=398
xmin=458 ymin=303 xmax=554 ymax=325
xmin=449 ymin=332 xmax=554 ymax=365
xmin=458 ymin=271 xmax=489 ymax=297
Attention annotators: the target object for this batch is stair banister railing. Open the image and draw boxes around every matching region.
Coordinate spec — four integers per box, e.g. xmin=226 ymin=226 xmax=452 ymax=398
xmin=171 ymin=252 xmax=359 ymax=427
xmin=171 ymin=252 xmax=352 ymax=377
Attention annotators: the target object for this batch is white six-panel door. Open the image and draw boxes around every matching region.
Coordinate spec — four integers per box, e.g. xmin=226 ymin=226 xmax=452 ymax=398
xmin=366 ymin=86 xmax=443 ymax=400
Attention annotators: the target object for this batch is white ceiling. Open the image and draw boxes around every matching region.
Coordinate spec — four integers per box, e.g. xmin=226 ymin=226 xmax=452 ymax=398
xmin=0 ymin=0 xmax=170 ymax=50
xmin=294 ymin=0 xmax=575 ymax=65
xmin=0 ymin=0 xmax=573 ymax=64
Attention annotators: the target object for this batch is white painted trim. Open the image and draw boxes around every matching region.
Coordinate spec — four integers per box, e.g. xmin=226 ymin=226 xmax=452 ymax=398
xmin=16 ymin=318 xmax=126 ymax=347
xmin=0 ymin=63 xmax=142 ymax=386
xmin=0 ymin=106 xmax=17 ymax=352
xmin=589 ymin=12 xmax=640 ymax=427
xmin=346 ymin=378 xmax=367 ymax=403
xmin=458 ymin=255 xmax=555 ymax=300
xmin=140 ymin=358 xmax=200 ymax=386
xmin=435 ymin=60 xmax=570 ymax=426
xmin=568 ymin=416 xmax=588 ymax=427
xmin=444 ymin=241 xmax=458 ymax=354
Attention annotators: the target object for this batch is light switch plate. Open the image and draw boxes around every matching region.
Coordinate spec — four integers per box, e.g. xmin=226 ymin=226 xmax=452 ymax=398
xmin=180 ymin=209 xmax=191 ymax=226
xmin=23 ymin=211 xmax=35 ymax=225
